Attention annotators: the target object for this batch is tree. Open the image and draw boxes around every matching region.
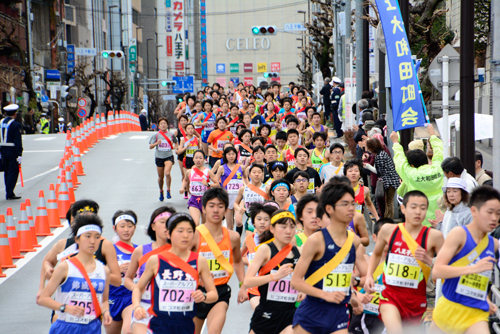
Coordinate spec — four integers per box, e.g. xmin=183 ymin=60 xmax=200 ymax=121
xmin=297 ymin=0 xmax=334 ymax=89
xmin=67 ymin=62 xmax=103 ymax=120
xmin=100 ymin=70 xmax=127 ymax=112
xmin=0 ymin=18 xmax=36 ymax=103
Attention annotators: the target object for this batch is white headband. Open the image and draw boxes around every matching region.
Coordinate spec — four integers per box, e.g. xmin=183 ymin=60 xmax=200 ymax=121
xmin=77 ymin=224 xmax=102 ymax=237
xmin=114 ymin=214 xmax=136 ymax=225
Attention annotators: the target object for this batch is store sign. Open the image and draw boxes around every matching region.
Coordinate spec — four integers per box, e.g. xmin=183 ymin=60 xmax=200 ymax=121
xmin=244 ymin=77 xmax=254 ymax=86
xmin=226 ymin=37 xmax=270 ymax=51
xmin=243 ymin=63 xmax=253 ymax=73
xmin=271 ymin=62 xmax=281 ymax=72
xmin=230 ymin=63 xmax=239 ymax=73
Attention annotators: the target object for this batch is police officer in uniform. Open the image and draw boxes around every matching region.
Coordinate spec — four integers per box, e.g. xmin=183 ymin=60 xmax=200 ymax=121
xmin=40 ymin=113 xmax=50 ymax=134
xmin=1 ymin=104 xmax=23 ymax=200
xmin=330 ymin=76 xmax=344 ymax=138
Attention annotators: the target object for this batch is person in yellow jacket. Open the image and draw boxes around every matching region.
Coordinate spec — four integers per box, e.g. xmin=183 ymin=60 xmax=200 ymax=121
xmin=390 ymin=124 xmax=444 ymax=227
xmin=40 ymin=114 xmax=50 ymax=134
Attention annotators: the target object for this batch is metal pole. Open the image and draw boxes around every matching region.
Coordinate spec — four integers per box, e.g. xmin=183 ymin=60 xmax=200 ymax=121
xmin=119 ymin=6 xmax=130 ymax=111
xmin=355 ymin=0 xmax=363 ymax=122
xmin=442 ymin=56 xmax=450 ymax=158
xmin=399 ymin=0 xmax=411 ymax=150
xmin=492 ymin=0 xmax=500 ymax=193
xmin=379 ymin=49 xmax=386 ymax=115
xmin=109 ymin=6 xmax=114 ymax=111
xmin=362 ymin=2 xmax=369 ymax=92
xmin=26 ymin=0 xmax=33 ymax=76
xmin=345 ymin=0 xmax=351 ymax=78
xmin=460 ymin=0 xmax=475 ymax=176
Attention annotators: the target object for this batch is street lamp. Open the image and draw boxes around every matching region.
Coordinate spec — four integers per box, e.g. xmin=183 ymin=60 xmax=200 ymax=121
xmin=133 ymin=26 xmax=143 ymax=113
xmin=108 ymin=5 xmax=118 ymax=110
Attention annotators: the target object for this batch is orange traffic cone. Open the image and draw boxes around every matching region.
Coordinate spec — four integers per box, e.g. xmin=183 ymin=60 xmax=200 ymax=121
xmin=90 ymin=117 xmax=97 ymax=146
xmin=81 ymin=123 xmax=89 ymax=153
xmin=17 ymin=203 xmax=35 ymax=252
xmin=6 ymin=208 xmax=23 ymax=259
xmin=25 ymin=199 xmax=41 ymax=248
xmin=72 ymin=141 xmax=85 ymax=176
xmin=0 ymin=261 xmax=6 ymax=277
xmin=69 ymin=150 xmax=80 ymax=187
xmin=65 ymin=130 xmax=71 ymax=150
xmin=96 ymin=113 xmax=102 ymax=140
xmin=101 ymin=113 xmax=108 ymax=138
xmin=65 ymin=166 xmax=76 ymax=204
xmin=47 ymin=184 xmax=62 ymax=228
xmin=35 ymin=190 xmax=53 ymax=236
xmin=58 ymin=176 xmax=71 ymax=219
xmin=0 ymin=215 xmax=15 ymax=268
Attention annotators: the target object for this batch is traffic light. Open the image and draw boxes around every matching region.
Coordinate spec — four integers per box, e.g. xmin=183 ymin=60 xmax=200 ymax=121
xmin=263 ymin=72 xmax=280 ymax=78
xmin=161 ymin=81 xmax=176 ymax=87
xmin=251 ymin=26 xmax=277 ymax=35
xmin=61 ymin=85 xmax=70 ymax=99
xmin=101 ymin=50 xmax=124 ymax=59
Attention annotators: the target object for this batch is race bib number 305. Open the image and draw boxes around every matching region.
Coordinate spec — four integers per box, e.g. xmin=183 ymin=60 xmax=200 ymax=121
xmin=322 ymin=263 xmax=354 ymax=294
xmin=200 ymin=251 xmax=230 ymax=279
xmin=267 ymin=270 xmax=298 ymax=303
xmin=159 ymin=280 xmax=196 ymax=312
xmin=385 ymin=253 xmax=421 ymax=289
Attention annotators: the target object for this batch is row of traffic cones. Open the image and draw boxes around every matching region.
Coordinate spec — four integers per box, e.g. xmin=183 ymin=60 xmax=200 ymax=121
xmin=0 ymin=110 xmax=140 ymax=276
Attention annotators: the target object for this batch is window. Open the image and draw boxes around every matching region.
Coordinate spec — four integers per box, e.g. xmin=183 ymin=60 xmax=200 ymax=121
xmin=132 ymin=9 xmax=139 ymax=25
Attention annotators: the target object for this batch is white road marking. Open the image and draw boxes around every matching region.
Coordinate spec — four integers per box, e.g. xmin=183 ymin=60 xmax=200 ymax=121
xmin=123 ymin=158 xmax=133 ymax=161
xmin=34 ymin=137 xmax=57 ymax=141
xmin=129 ymin=135 xmax=148 ymax=139
xmin=0 ymin=224 xmax=68 ymax=285
xmin=0 ymin=166 xmax=58 ymax=192
xmin=23 ymin=150 xmax=64 ymax=153
xmin=106 ymin=135 xmax=119 ymax=140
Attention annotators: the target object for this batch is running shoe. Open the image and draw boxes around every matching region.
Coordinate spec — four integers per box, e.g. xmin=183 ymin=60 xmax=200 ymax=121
xmin=184 ymin=191 xmax=188 ymax=199
xmin=166 ymin=190 xmax=172 ymax=199
xmin=159 ymin=191 xmax=164 ymax=201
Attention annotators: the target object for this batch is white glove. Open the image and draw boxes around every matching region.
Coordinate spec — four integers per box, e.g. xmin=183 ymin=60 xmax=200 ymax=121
xmin=16 ymin=156 xmax=22 ymax=164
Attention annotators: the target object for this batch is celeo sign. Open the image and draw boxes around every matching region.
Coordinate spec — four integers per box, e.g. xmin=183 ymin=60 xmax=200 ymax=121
xmin=226 ymin=38 xmax=270 ymax=51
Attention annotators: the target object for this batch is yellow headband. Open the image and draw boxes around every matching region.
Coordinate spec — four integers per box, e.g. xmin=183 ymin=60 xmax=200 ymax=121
xmin=271 ymin=211 xmax=295 ymax=225
xmin=78 ymin=206 xmax=95 ymax=213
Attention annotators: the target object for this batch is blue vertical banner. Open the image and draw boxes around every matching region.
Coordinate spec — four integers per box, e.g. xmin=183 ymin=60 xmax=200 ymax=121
xmin=200 ymin=0 xmax=208 ymax=86
xmin=375 ymin=0 xmax=427 ymax=131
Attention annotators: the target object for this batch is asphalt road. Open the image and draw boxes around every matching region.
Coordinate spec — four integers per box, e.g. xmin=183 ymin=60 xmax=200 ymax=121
xmin=0 ymin=131 xmax=253 ymax=334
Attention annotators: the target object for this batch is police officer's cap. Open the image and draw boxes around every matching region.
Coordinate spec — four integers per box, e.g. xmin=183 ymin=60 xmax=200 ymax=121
xmin=58 ymin=117 xmax=64 ymax=122
xmin=3 ymin=104 xmax=19 ymax=112
xmin=332 ymin=77 xmax=342 ymax=84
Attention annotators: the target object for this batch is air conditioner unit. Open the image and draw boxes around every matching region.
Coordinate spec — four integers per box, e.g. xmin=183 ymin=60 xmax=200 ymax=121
xmin=64 ymin=5 xmax=76 ymax=26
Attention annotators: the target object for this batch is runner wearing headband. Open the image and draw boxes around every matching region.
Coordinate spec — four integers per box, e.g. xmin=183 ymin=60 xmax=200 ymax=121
xmin=268 ymin=179 xmax=296 ymax=218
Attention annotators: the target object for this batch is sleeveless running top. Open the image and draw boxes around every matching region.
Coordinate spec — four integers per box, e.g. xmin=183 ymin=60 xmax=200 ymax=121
xmin=295 ymin=232 xmax=308 ymax=247
xmin=346 ymin=220 xmax=361 ymax=237
xmin=441 ymin=226 xmax=495 ymax=311
xmin=220 ymin=164 xmax=244 ymax=195
xmin=151 ymin=252 xmax=199 ymax=319
xmin=257 ymin=242 xmax=300 ymax=311
xmin=382 ymin=225 xmax=429 ymax=297
xmin=311 ymin=148 xmax=327 ymax=172
xmin=354 ymin=186 xmax=365 ymax=213
xmin=55 ymin=260 xmax=106 ymax=324
xmin=201 ymin=112 xmax=216 ymax=135
xmin=243 ymin=183 xmax=267 ymax=210
xmin=304 ymin=228 xmax=356 ymax=305
xmin=238 ymin=144 xmax=252 ymax=164
xmin=184 ymin=136 xmax=199 ymax=158
xmin=135 ymin=243 xmax=153 ymax=304
xmin=110 ymin=243 xmax=137 ymax=297
xmin=198 ymin=227 xmax=233 ymax=285
xmin=284 ymin=147 xmax=297 ymax=171
xmin=245 ymin=233 xmax=260 ymax=296
xmin=189 ymin=168 xmax=209 ymax=196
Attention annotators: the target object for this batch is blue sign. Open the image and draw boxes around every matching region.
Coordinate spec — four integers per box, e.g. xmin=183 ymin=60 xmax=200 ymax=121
xmin=46 ymin=69 xmax=61 ymax=81
xmin=216 ymin=63 xmax=225 ymax=74
xmin=67 ymin=44 xmax=75 ymax=53
xmin=376 ymin=0 xmax=427 ymax=131
xmin=230 ymin=77 xmax=240 ymax=85
xmin=67 ymin=61 xmax=75 ymax=73
xmin=77 ymin=108 xmax=87 ymax=118
xmin=173 ymin=76 xmax=194 ymax=94
xmin=41 ymin=95 xmax=49 ymax=103
xmin=67 ymin=53 xmax=75 ymax=61
xmin=200 ymin=0 xmax=207 ymax=86
xmin=151 ymin=123 xmax=157 ymax=130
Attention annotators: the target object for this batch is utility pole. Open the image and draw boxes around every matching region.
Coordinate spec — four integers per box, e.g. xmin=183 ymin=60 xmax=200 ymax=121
xmin=355 ymin=0 xmax=364 ymax=122
xmin=345 ymin=0 xmax=351 ymax=78
xmin=26 ymin=0 xmax=33 ymax=78
xmin=109 ymin=5 xmax=118 ymax=111
xmin=398 ymin=0 xmax=411 ymax=150
xmin=460 ymin=0 xmax=475 ymax=176
xmin=492 ymin=0 xmax=500 ymax=192
xmin=362 ymin=2 xmax=369 ymax=92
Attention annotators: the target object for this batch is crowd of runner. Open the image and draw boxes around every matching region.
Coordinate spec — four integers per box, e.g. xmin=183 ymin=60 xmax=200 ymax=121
xmin=35 ymin=80 xmax=500 ymax=334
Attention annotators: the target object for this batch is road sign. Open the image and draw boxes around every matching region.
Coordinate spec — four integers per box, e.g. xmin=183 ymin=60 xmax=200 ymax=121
xmin=77 ymin=108 xmax=87 ymax=118
xmin=151 ymin=123 xmax=157 ymax=130
xmin=67 ymin=44 xmax=75 ymax=53
xmin=284 ymin=23 xmax=306 ymax=32
xmin=162 ymin=95 xmax=177 ymax=101
xmin=41 ymin=95 xmax=49 ymax=102
xmin=172 ymin=76 xmax=194 ymax=93
xmin=429 ymin=44 xmax=460 ymax=98
xmin=77 ymin=98 xmax=87 ymax=108
xmin=50 ymin=87 xmax=57 ymax=99
xmin=75 ymin=47 xmax=97 ymax=56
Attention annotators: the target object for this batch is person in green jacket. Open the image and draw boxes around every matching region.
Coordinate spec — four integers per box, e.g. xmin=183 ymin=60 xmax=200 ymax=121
xmin=390 ymin=124 xmax=444 ymax=227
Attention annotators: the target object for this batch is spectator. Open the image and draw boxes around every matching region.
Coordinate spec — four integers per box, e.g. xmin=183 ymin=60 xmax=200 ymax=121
xmin=429 ymin=178 xmax=472 ymax=238
xmin=356 ymin=99 xmax=373 ymax=126
xmin=365 ymin=138 xmax=400 ymax=219
xmin=139 ymin=109 xmax=148 ymax=131
xmin=441 ymin=156 xmax=478 ymax=193
xmin=320 ymin=78 xmax=332 ymax=125
xmin=475 ymin=151 xmax=492 ymax=185
xmin=23 ymin=107 xmax=35 ymax=134
xmin=390 ymin=124 xmax=444 ymax=227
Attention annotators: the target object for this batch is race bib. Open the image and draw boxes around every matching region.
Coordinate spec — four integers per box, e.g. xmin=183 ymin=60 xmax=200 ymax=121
xmin=363 ymin=284 xmax=385 ymax=314
xmin=66 ymin=292 xmax=95 ymax=324
xmin=226 ymin=179 xmax=243 ymax=194
xmin=287 ymin=160 xmax=295 ymax=171
xmin=456 ymin=270 xmax=491 ymax=301
xmin=134 ymin=277 xmax=152 ymax=301
xmin=297 ymin=112 xmax=307 ymax=121
xmin=200 ymin=250 xmax=230 ymax=279
xmin=267 ymin=270 xmax=298 ymax=303
xmin=229 ymin=126 xmax=237 ymax=135
xmin=158 ymin=141 xmax=172 ymax=152
xmin=158 ymin=279 xmax=196 ymax=312
xmin=205 ymin=122 xmax=215 ymax=131
xmin=355 ymin=203 xmax=363 ymax=213
xmin=118 ymin=260 xmax=132 ymax=284
xmin=190 ymin=181 xmax=206 ymax=196
xmin=307 ymin=178 xmax=315 ymax=194
xmin=247 ymin=252 xmax=255 ymax=263
xmin=385 ymin=253 xmax=421 ymax=289
xmin=186 ymin=146 xmax=198 ymax=158
xmin=322 ymin=263 xmax=354 ymax=294
xmin=217 ymin=140 xmax=229 ymax=151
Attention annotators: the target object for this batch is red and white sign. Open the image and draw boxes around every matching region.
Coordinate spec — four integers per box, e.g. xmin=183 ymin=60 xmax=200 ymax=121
xmin=244 ymin=77 xmax=254 ymax=86
xmin=243 ymin=63 xmax=253 ymax=73
xmin=166 ymin=36 xmax=173 ymax=57
xmin=273 ymin=77 xmax=281 ymax=84
xmin=171 ymin=0 xmax=185 ymax=76
xmin=77 ymin=98 xmax=87 ymax=108
xmin=271 ymin=62 xmax=281 ymax=72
